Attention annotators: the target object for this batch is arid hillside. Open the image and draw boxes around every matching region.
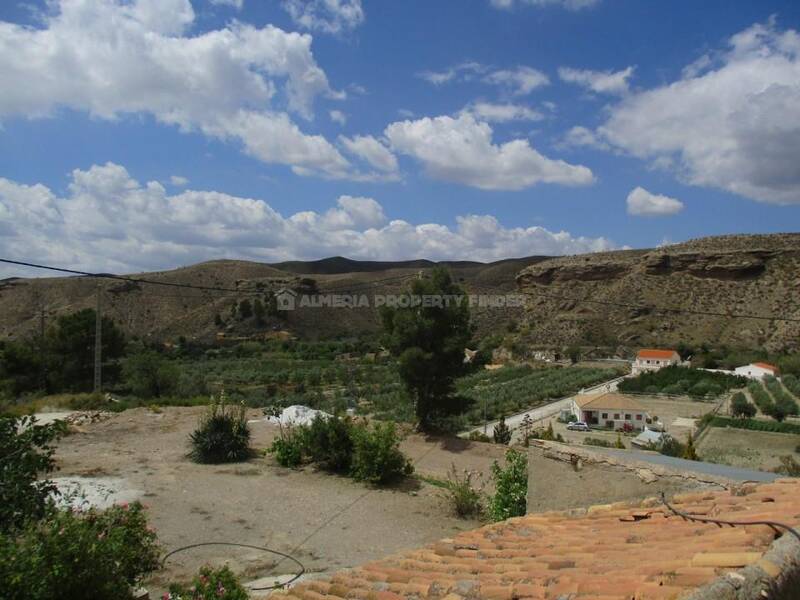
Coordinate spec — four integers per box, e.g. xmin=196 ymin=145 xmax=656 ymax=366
xmin=515 ymin=233 xmax=800 ymax=352
xmin=2 ymin=233 xmax=798 ymax=349
xmin=0 ymin=256 xmax=545 ymax=343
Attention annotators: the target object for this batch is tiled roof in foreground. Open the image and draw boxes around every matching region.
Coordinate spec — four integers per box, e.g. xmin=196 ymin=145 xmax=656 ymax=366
xmin=274 ymin=479 xmax=800 ymax=600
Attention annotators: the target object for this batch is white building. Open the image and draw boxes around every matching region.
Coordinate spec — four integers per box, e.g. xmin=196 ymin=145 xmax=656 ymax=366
xmin=571 ymin=393 xmax=650 ymax=431
xmin=734 ymin=362 xmax=780 ymax=380
xmin=631 ymin=349 xmax=681 ymax=376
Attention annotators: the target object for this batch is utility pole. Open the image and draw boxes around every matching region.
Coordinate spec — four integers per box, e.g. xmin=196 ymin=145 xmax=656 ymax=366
xmin=94 ymin=284 xmax=102 ymax=393
xmin=39 ymin=301 xmax=46 ymax=391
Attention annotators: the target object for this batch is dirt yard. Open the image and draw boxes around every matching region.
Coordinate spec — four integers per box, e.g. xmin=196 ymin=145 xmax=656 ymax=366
xmin=696 ymin=427 xmax=800 ymax=471
xmin=48 ymin=406 xmax=707 ymax=597
xmin=50 ymin=407 xmax=512 ymax=596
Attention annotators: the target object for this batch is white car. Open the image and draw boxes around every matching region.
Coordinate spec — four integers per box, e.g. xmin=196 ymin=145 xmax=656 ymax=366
xmin=566 ymin=421 xmax=591 ymax=431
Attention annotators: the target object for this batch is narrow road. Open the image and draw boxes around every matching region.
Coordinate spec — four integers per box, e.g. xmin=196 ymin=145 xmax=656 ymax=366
xmin=463 ymin=375 xmax=626 ymax=437
xmin=591 ymin=447 xmax=779 ymax=483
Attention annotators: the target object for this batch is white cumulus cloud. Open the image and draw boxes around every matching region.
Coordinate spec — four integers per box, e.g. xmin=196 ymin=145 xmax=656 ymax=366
xmin=558 ymin=66 xmax=634 ymax=95
xmin=385 ymin=114 xmax=594 ymax=190
xmin=598 ymin=19 xmax=800 ymax=204
xmin=282 ymin=0 xmax=364 ymax=35
xmin=0 ymin=163 xmax=616 ymax=276
xmin=0 ymin=0 xmax=379 ymax=180
xmin=626 ymin=187 xmax=684 ymax=217
xmin=339 ymin=135 xmax=399 ymax=176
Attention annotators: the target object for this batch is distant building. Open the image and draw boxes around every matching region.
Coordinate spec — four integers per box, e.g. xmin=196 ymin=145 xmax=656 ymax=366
xmin=631 ymin=349 xmax=681 ymax=375
xmin=571 ymin=392 xmax=650 ymax=431
xmin=734 ymin=362 xmax=780 ymax=380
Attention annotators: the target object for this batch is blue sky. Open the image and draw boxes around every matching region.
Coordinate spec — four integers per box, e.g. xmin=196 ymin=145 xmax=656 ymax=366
xmin=1 ymin=0 xmax=799 ymax=276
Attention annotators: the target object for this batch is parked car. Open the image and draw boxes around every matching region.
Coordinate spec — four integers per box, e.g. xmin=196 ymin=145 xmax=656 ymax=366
xmin=567 ymin=421 xmax=591 ymax=431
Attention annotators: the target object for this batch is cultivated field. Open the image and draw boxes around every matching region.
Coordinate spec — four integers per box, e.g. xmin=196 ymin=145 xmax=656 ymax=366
xmin=696 ymin=427 xmax=800 ymax=471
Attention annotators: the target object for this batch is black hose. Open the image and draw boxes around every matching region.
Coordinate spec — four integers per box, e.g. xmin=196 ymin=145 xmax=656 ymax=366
xmin=162 ymin=541 xmax=305 ymax=591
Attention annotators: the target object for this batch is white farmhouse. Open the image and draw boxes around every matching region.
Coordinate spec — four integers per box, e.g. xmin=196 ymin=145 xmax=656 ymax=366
xmin=734 ymin=362 xmax=780 ymax=380
xmin=571 ymin=392 xmax=650 ymax=431
xmin=631 ymin=349 xmax=681 ymax=376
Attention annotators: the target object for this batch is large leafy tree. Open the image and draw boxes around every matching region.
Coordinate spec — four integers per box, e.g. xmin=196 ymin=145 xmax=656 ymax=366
xmin=381 ymin=267 xmax=472 ymax=430
xmin=46 ymin=309 xmax=125 ymax=392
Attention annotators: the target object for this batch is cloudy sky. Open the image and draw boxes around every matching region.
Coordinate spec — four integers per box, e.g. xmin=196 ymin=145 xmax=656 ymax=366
xmin=1 ymin=0 xmax=799 ymax=277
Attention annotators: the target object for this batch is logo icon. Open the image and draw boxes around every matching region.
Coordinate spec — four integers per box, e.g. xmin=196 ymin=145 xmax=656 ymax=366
xmin=275 ymin=288 xmax=298 ymax=311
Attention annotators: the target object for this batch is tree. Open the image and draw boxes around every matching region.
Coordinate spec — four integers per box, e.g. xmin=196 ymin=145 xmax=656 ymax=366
xmin=46 ymin=309 xmax=125 ymax=392
xmin=493 ymin=415 xmax=512 ymax=445
xmin=381 ymin=267 xmax=472 ymax=430
xmin=123 ymin=350 xmax=179 ymax=398
xmin=730 ymin=392 xmax=756 ymax=418
xmin=0 ymin=415 xmax=65 ymax=533
xmin=214 ymin=313 xmax=224 ymax=327
xmin=253 ymin=298 xmax=266 ymax=325
xmin=682 ymin=432 xmax=699 ymax=461
xmin=238 ymin=299 xmax=253 ymax=320
xmin=566 ymin=345 xmax=581 ymax=364
xmin=0 ymin=340 xmax=44 ymax=397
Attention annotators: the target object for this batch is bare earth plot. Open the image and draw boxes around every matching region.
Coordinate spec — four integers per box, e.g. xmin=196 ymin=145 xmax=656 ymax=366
xmin=51 ymin=408 xmax=489 ymax=597
xmin=697 ymin=427 xmax=800 ymax=471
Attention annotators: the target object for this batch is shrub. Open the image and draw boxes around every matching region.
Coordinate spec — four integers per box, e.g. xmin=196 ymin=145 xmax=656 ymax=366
xmin=488 ymin=449 xmax=527 ymax=522
xmin=682 ymin=432 xmax=699 ymax=461
xmin=189 ymin=394 xmax=252 ymax=464
xmin=584 ymin=437 xmax=613 ymax=448
xmin=350 ymin=422 xmax=413 ymax=485
xmin=493 ymin=415 xmax=512 ymax=445
xmin=730 ymin=392 xmax=756 ymax=418
xmin=467 ymin=431 xmax=491 ymax=443
xmin=269 ymin=430 xmax=304 ymax=468
xmin=441 ymin=464 xmax=484 ymax=519
xmin=167 ymin=565 xmax=249 ymax=600
xmin=529 ymin=422 xmax=564 ymax=443
xmin=304 ymin=415 xmax=354 ymax=473
xmin=0 ymin=502 xmax=161 ymax=600
xmin=776 ymin=455 xmax=800 ymax=477
xmin=614 ymin=434 xmax=626 ymax=449
xmin=659 ymin=436 xmax=685 ymax=458
xmin=0 ymin=415 xmax=65 ymax=533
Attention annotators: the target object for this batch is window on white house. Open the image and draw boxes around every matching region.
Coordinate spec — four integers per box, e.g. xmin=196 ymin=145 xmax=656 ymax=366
xmin=601 ymin=413 xmax=608 ymax=419
xmin=625 ymin=414 xmax=631 ymax=420
xmin=614 ymin=413 xmax=620 ymax=420
xmin=636 ymin=414 xmax=642 ymax=420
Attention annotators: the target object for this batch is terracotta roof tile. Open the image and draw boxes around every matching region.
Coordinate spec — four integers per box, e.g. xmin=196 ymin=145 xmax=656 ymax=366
xmin=636 ymin=349 xmax=679 ymax=359
xmin=273 ymin=480 xmax=800 ymax=599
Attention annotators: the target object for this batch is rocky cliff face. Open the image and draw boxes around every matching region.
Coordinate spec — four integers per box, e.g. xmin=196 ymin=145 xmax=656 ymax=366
xmin=515 ymin=234 xmax=800 ymax=352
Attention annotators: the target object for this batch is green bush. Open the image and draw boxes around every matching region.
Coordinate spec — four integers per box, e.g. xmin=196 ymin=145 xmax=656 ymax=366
xmin=488 ymin=449 xmax=527 ymax=522
xmin=467 ymin=431 xmax=491 ymax=442
xmin=583 ymin=437 xmax=613 ymax=448
xmin=268 ymin=433 xmax=304 ymax=468
xmin=0 ymin=415 xmax=65 ymax=533
xmin=167 ymin=565 xmax=249 ymax=600
xmin=189 ymin=395 xmax=252 ymax=464
xmin=304 ymin=415 xmax=354 ymax=473
xmin=0 ymin=502 xmax=161 ymax=600
xmin=350 ymin=422 xmax=413 ymax=485
xmin=493 ymin=415 xmax=512 ymax=445
xmin=441 ymin=464 xmax=483 ymax=519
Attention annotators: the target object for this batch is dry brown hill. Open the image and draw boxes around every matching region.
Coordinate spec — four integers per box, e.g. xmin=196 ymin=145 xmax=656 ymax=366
xmin=515 ymin=233 xmax=800 ymax=352
xmin=0 ymin=256 xmax=545 ymax=343
xmin=2 ymin=233 xmax=798 ymax=350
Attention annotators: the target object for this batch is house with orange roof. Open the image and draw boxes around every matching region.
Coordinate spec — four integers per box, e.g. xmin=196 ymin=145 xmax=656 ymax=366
xmin=735 ymin=361 xmax=781 ymax=380
xmin=570 ymin=392 xmax=650 ymax=430
xmin=631 ymin=348 xmax=681 ymax=375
